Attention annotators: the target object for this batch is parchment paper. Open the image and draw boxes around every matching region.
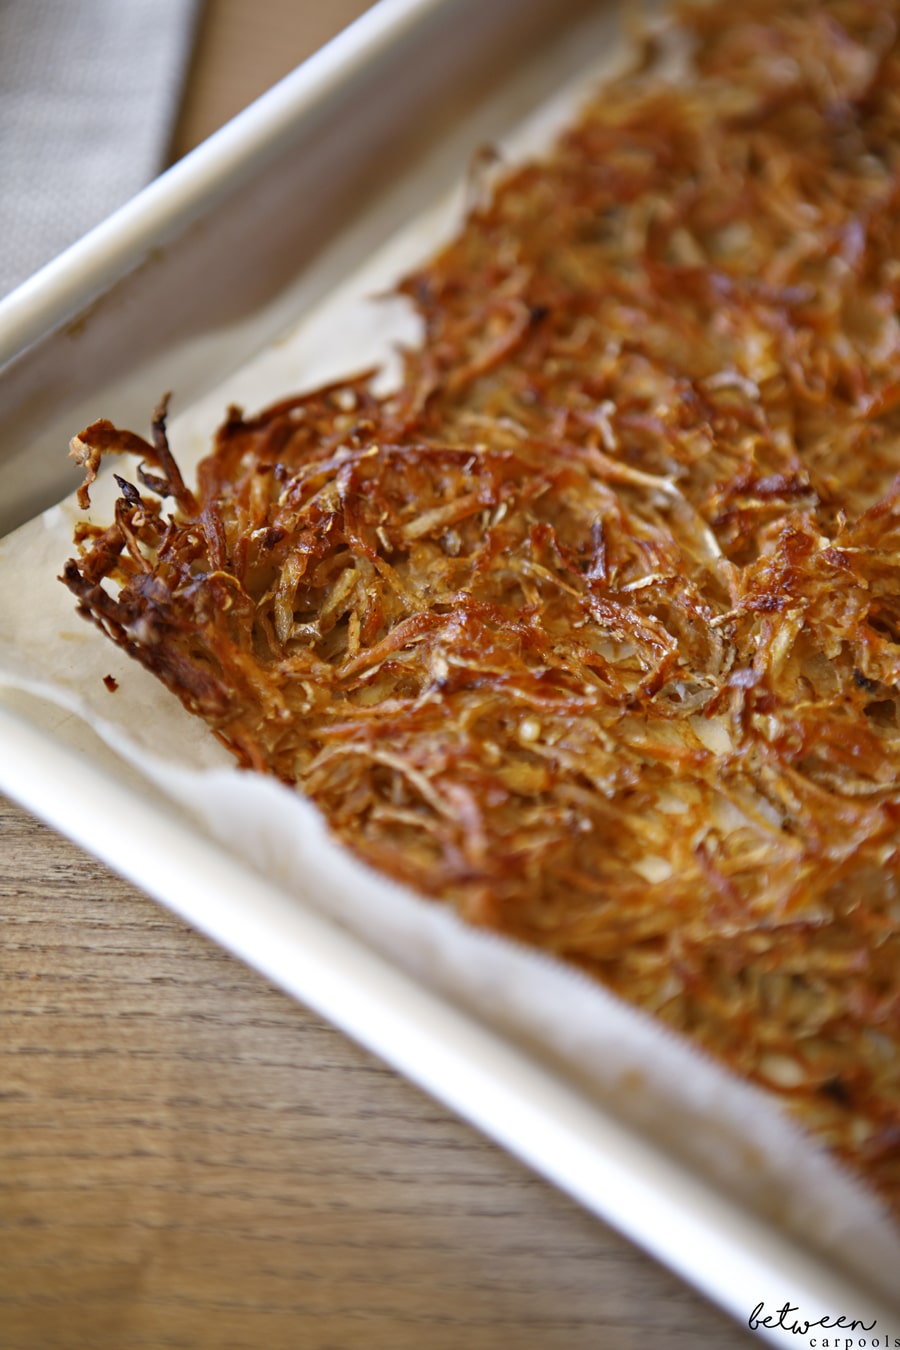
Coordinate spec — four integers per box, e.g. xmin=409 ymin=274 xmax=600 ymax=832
xmin=3 ymin=28 xmax=900 ymax=1305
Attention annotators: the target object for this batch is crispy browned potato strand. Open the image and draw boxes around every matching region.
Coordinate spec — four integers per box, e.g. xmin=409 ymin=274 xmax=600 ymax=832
xmin=64 ymin=0 xmax=900 ymax=1216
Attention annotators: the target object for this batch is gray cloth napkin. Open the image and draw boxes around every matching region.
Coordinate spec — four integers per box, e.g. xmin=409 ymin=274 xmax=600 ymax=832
xmin=0 ymin=0 xmax=199 ymax=299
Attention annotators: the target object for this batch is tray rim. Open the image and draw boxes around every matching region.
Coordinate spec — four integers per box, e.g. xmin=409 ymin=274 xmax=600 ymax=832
xmin=2 ymin=1 xmax=898 ymax=1339
xmin=4 ymin=703 xmax=898 ymax=1343
xmin=0 ymin=0 xmax=453 ymax=369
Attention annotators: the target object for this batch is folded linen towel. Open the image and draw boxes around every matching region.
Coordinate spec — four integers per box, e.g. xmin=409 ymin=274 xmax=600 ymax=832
xmin=0 ymin=0 xmax=198 ymax=298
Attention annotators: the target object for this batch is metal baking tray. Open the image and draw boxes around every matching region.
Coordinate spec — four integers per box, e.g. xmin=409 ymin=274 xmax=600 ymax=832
xmin=2 ymin=0 xmax=898 ymax=1340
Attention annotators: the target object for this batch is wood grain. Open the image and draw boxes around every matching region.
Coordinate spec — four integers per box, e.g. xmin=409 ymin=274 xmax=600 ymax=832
xmin=0 ymin=794 xmax=756 ymax=1350
xmin=169 ymin=0 xmax=377 ymax=158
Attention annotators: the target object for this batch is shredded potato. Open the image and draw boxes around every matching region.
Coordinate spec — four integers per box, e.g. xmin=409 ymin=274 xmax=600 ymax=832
xmin=64 ymin=0 xmax=900 ymax=1217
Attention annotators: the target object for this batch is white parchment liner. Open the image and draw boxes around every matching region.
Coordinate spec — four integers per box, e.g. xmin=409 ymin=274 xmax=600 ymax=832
xmin=3 ymin=32 xmax=900 ymax=1309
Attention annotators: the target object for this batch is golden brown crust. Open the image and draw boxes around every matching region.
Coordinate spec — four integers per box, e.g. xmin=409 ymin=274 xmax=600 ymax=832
xmin=64 ymin=0 xmax=900 ymax=1216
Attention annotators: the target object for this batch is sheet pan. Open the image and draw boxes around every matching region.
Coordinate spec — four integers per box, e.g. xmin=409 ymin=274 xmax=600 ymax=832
xmin=2 ymin=0 xmax=899 ymax=1340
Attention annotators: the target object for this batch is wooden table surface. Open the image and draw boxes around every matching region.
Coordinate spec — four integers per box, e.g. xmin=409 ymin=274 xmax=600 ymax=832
xmin=1 ymin=3 xmax=758 ymax=1347
xmin=1 ymin=795 xmax=757 ymax=1350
